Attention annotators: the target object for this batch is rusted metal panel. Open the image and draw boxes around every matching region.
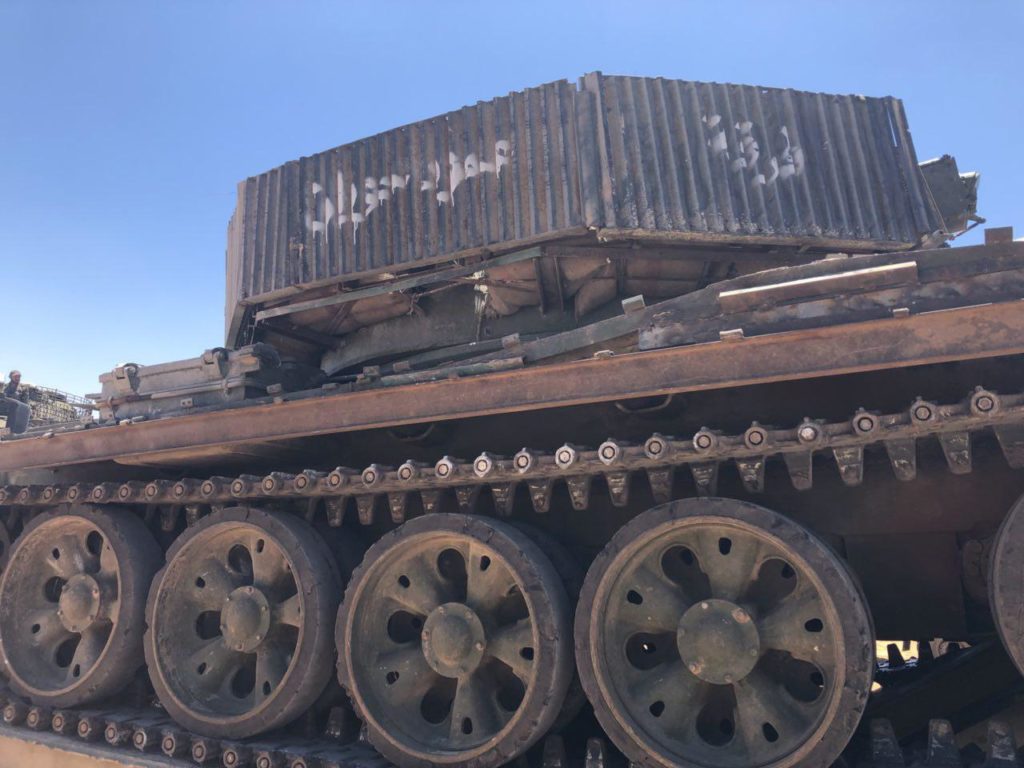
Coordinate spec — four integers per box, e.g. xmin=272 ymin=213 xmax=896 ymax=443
xmin=579 ymin=73 xmax=941 ymax=246
xmin=225 ymin=73 xmax=945 ymax=340
xmin=4 ymin=301 xmax=1023 ymax=473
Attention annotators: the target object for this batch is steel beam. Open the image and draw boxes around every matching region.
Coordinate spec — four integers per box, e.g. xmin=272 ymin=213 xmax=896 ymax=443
xmin=2 ymin=301 xmax=1024 ymax=471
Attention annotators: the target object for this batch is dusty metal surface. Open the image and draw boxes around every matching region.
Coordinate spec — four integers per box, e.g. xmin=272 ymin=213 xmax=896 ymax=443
xmin=2 ymin=300 xmax=1022 ymax=472
xmin=226 ymin=73 xmax=947 ymax=342
xmin=579 ymin=73 xmax=940 ymax=246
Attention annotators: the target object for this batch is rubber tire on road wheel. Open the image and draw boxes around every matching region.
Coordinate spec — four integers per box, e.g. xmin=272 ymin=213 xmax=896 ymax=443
xmin=144 ymin=507 xmax=340 ymax=739
xmin=575 ymin=498 xmax=875 ymax=768
xmin=0 ymin=506 xmax=161 ymax=707
xmin=337 ymin=513 xmax=573 ymax=768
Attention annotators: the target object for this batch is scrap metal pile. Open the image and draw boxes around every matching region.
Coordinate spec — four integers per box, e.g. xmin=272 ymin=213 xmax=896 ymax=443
xmin=0 ymin=73 xmax=1020 ymax=768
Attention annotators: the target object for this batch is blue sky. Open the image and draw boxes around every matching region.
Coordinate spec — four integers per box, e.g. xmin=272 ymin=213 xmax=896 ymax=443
xmin=1 ymin=1 xmax=1020 ymax=396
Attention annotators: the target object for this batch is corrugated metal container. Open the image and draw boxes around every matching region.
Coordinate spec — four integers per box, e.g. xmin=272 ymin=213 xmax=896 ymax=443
xmin=226 ymin=72 xmax=944 ymax=341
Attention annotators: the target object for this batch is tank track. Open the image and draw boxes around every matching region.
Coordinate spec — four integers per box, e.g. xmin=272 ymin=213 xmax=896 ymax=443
xmin=0 ymin=683 xmax=1020 ymax=768
xmin=3 ymin=385 xmax=1024 ymax=767
xmin=2 ymin=386 xmax=1023 ymax=519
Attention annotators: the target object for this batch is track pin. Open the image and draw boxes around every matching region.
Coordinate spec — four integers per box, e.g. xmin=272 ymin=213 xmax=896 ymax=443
xmin=25 ymin=705 xmax=50 ymax=731
xmin=555 ymin=444 xmax=582 ymax=469
xmin=51 ymin=710 xmax=79 ymax=735
xmin=473 ymin=452 xmax=500 ymax=478
xmin=970 ymin=387 xmax=1001 ymax=416
xmin=231 ymin=475 xmax=262 ymax=497
xmin=173 ymin=478 xmax=201 ymax=501
xmin=434 ymin=456 xmax=462 ymax=479
xmin=692 ymin=428 xmax=719 ymax=453
xmin=161 ymin=728 xmax=190 ymax=757
xmin=192 ymin=736 xmax=221 ymax=764
xmin=361 ymin=464 xmax=390 ymax=487
xmin=144 ymin=479 xmax=174 ymax=502
xmin=910 ymin=397 xmax=938 ymax=425
xmin=326 ymin=467 xmax=358 ymax=490
xmin=743 ymin=423 xmax=771 ymax=450
xmin=598 ymin=439 xmax=628 ymax=465
xmin=201 ymin=477 xmax=234 ymax=499
xmin=644 ymin=433 xmax=674 ymax=460
xmin=117 ymin=481 xmax=148 ymax=502
xmin=852 ymin=409 xmax=880 ymax=436
xmin=2 ymin=699 xmax=27 ymax=725
xmin=397 ymin=461 xmax=427 ymax=482
xmin=104 ymin=717 xmax=134 ymax=746
xmin=292 ymin=470 xmax=325 ymax=493
xmin=90 ymin=482 xmax=121 ymax=503
xmin=76 ymin=711 xmax=104 ymax=741
xmin=221 ymin=743 xmax=252 ymax=766
xmin=262 ymin=472 xmax=296 ymax=495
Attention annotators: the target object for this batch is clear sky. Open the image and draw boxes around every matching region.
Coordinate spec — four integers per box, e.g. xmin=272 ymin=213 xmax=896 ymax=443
xmin=1 ymin=1 xmax=1021 ymax=397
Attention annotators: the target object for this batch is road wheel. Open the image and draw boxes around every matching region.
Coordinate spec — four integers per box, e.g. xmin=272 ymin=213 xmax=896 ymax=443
xmin=0 ymin=506 xmax=160 ymax=707
xmin=989 ymin=493 xmax=1024 ymax=676
xmin=145 ymin=507 xmax=340 ymax=738
xmin=576 ymin=497 xmax=874 ymax=768
xmin=337 ymin=514 xmax=572 ymax=768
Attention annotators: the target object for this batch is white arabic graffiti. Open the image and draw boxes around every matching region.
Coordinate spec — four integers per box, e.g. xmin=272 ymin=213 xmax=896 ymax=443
xmin=305 ymin=140 xmax=511 ymax=237
xmin=702 ymin=114 xmax=806 ymax=187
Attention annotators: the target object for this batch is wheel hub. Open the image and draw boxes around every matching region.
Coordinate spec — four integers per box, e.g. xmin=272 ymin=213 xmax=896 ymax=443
xmin=676 ymin=598 xmax=760 ymax=684
xmin=58 ymin=573 xmax=102 ymax=633
xmin=221 ymin=586 xmax=271 ymax=653
xmin=421 ymin=602 xmax=486 ymax=677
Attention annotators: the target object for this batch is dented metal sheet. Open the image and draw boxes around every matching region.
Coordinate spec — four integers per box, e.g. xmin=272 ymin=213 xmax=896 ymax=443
xmin=579 ymin=73 xmax=941 ymax=246
xmin=226 ymin=72 xmax=944 ymax=340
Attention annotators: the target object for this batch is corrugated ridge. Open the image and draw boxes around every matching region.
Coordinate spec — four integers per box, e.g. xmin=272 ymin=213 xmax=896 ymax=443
xmin=225 ymin=73 xmax=945 ymax=341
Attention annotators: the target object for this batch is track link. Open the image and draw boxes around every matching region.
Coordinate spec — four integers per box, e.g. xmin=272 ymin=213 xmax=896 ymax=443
xmin=2 ymin=387 xmax=1023 ymax=524
xmin=1 ymin=682 xmax=1020 ymax=768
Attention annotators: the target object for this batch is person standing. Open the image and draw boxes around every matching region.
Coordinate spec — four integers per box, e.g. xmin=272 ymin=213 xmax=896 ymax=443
xmin=1 ymin=370 xmax=30 ymax=434
xmin=3 ymin=370 xmax=23 ymax=400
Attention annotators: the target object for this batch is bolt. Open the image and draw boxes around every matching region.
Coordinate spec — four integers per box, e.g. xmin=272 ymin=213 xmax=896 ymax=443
xmin=261 ymin=604 xmax=268 ymax=612
xmin=701 ymin=602 xmax=709 ymax=610
xmin=438 ymin=606 xmax=447 ymax=616
xmin=856 ymin=416 xmax=875 ymax=433
xmin=746 ymin=429 xmax=765 ymax=446
xmin=92 ymin=588 xmax=100 ymax=597
xmin=688 ymin=662 xmax=699 ymax=674
xmin=694 ymin=431 xmax=715 ymax=450
xmin=750 ymin=648 xmax=759 ymax=657
xmin=976 ymin=395 xmax=995 ymax=412
xmin=236 ymin=643 xmax=244 ymax=651
xmin=913 ymin=403 xmax=933 ymax=421
xmin=645 ymin=437 xmax=665 ymax=457
xmin=475 ymin=641 xmax=485 ymax=651
xmin=732 ymin=608 xmax=750 ymax=624
xmin=422 ymin=630 xmax=431 ymax=641
xmin=224 ymin=753 xmax=237 ymax=766
xmin=798 ymin=424 xmax=819 ymax=443
xmin=723 ymin=674 xmax=733 ymax=684
xmin=246 ymin=586 xmax=254 ymax=595
xmin=255 ymin=634 xmax=262 ymax=642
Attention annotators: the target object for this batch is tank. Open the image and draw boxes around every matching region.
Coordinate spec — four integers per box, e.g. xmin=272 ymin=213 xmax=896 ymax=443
xmin=0 ymin=73 xmax=1021 ymax=768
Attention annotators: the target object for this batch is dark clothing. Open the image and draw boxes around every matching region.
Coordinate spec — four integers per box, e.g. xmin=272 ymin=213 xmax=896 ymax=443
xmin=3 ymin=380 xmax=18 ymax=399
xmin=0 ymin=397 xmax=30 ymax=434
